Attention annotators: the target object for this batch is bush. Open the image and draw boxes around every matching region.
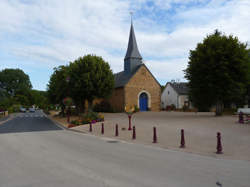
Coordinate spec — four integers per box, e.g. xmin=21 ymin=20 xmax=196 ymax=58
xmin=7 ymin=104 xmax=21 ymax=113
xmin=81 ymin=111 xmax=104 ymax=124
xmin=182 ymin=105 xmax=189 ymax=112
xmin=93 ymin=100 xmax=114 ymax=112
xmin=43 ymin=109 xmax=50 ymax=115
xmin=166 ymin=104 xmax=176 ymax=111
xmin=70 ymin=119 xmax=81 ymax=126
xmin=134 ymin=105 xmax=139 ymax=112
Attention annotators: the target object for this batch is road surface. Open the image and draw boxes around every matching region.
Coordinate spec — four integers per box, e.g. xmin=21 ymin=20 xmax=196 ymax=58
xmin=0 ymin=110 xmax=249 ymax=187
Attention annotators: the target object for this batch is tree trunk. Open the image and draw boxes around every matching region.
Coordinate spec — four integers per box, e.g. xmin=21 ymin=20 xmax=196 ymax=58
xmin=215 ymin=101 xmax=223 ymax=116
xmin=78 ymin=100 xmax=85 ymax=114
xmin=88 ymin=99 xmax=93 ymax=112
xmin=61 ymin=104 xmax=66 ymax=117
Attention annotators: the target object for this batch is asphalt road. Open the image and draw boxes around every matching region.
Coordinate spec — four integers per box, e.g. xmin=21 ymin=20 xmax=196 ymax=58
xmin=0 ymin=111 xmax=250 ymax=187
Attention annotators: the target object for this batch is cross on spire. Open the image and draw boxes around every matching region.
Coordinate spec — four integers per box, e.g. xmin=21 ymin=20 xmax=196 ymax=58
xmin=130 ymin=11 xmax=133 ymax=24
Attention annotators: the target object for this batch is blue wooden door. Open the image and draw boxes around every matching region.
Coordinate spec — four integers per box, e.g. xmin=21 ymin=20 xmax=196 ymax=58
xmin=139 ymin=93 xmax=148 ymax=111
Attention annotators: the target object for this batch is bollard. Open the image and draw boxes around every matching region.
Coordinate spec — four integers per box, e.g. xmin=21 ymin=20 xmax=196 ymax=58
xmin=89 ymin=123 xmax=92 ymax=132
xmin=180 ymin=129 xmax=185 ymax=148
xmin=132 ymin=126 xmax=136 ymax=140
xmin=101 ymin=123 xmax=104 ymax=134
xmin=115 ymin=124 xmax=119 ymax=136
xmin=153 ymin=127 xmax=157 ymax=143
xmin=239 ymin=112 xmax=244 ymax=124
xmin=128 ymin=115 xmax=132 ymax=130
xmin=216 ymin=132 xmax=223 ymax=154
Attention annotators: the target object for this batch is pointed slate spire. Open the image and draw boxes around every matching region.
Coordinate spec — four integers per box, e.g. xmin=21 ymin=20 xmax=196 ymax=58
xmin=124 ymin=23 xmax=142 ymax=60
xmin=124 ymin=16 xmax=143 ymax=74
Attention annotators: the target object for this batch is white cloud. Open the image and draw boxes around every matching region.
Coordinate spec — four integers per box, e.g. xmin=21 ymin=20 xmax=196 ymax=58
xmin=0 ymin=0 xmax=250 ymax=89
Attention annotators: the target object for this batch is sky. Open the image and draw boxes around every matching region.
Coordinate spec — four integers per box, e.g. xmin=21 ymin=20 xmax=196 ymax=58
xmin=0 ymin=0 xmax=250 ymax=91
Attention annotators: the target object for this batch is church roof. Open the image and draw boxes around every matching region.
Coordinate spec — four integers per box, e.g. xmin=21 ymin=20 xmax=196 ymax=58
xmin=114 ymin=64 xmax=142 ymax=88
xmin=114 ymin=64 xmax=161 ymax=88
xmin=124 ymin=23 xmax=142 ymax=60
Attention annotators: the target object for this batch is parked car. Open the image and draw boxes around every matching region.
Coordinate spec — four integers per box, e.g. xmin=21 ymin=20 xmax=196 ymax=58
xmin=20 ymin=107 xmax=26 ymax=113
xmin=29 ymin=108 xmax=35 ymax=112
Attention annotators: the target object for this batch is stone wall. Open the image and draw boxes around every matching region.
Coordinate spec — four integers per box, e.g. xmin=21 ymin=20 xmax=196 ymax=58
xmin=125 ymin=65 xmax=161 ymax=111
xmin=108 ymin=87 xmax=125 ymax=112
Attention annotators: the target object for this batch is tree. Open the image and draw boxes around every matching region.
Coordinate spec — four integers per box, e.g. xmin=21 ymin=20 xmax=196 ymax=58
xmin=68 ymin=54 xmax=114 ymax=111
xmin=0 ymin=68 xmax=32 ymax=97
xmin=47 ymin=65 xmax=69 ymax=115
xmin=30 ymin=90 xmax=49 ymax=109
xmin=185 ymin=30 xmax=250 ymax=115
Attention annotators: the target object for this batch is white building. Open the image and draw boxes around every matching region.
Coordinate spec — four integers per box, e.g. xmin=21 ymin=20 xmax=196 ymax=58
xmin=161 ymin=82 xmax=191 ymax=109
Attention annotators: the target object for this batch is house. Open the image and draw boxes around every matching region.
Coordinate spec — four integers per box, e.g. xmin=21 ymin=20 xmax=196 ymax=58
xmin=108 ymin=21 xmax=161 ymax=112
xmin=161 ymin=82 xmax=191 ymax=109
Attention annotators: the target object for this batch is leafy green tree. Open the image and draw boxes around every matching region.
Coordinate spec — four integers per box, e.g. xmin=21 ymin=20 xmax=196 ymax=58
xmin=30 ymin=90 xmax=49 ymax=109
xmin=0 ymin=68 xmax=32 ymax=97
xmin=185 ymin=30 xmax=250 ymax=115
xmin=68 ymin=54 xmax=114 ymax=111
xmin=47 ymin=66 xmax=69 ymax=115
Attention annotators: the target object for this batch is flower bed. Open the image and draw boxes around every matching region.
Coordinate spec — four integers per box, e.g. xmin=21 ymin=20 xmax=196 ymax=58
xmin=68 ymin=112 xmax=104 ymax=128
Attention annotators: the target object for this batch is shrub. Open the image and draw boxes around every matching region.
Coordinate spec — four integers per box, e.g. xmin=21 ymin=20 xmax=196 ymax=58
xmin=7 ymin=104 xmax=21 ymax=113
xmin=166 ymin=104 xmax=176 ymax=111
xmin=93 ymin=100 xmax=114 ymax=113
xmin=70 ymin=119 xmax=81 ymax=126
xmin=182 ymin=105 xmax=189 ymax=112
xmin=81 ymin=111 xmax=104 ymax=124
xmin=134 ymin=105 xmax=139 ymax=112
xmin=43 ymin=109 xmax=50 ymax=115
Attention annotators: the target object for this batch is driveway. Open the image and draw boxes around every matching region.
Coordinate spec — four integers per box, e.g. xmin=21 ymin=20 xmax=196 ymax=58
xmin=0 ymin=111 xmax=250 ymax=187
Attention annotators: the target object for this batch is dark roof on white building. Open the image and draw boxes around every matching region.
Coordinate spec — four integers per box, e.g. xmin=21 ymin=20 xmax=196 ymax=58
xmin=169 ymin=82 xmax=189 ymax=95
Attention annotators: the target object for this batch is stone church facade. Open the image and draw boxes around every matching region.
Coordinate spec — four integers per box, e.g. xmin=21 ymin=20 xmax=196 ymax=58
xmin=108 ymin=22 xmax=161 ymax=112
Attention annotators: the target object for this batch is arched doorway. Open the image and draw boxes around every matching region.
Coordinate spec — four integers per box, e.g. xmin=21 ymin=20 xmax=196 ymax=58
xmin=139 ymin=93 xmax=148 ymax=111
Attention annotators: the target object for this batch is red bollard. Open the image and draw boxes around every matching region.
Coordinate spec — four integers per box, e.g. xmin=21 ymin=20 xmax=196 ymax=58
xmin=128 ymin=115 xmax=132 ymax=130
xmin=216 ymin=132 xmax=223 ymax=154
xmin=132 ymin=126 xmax=136 ymax=140
xmin=115 ymin=124 xmax=119 ymax=136
xmin=89 ymin=123 xmax=92 ymax=132
xmin=101 ymin=123 xmax=104 ymax=134
xmin=180 ymin=129 xmax=185 ymax=148
xmin=239 ymin=112 xmax=244 ymax=124
xmin=153 ymin=127 xmax=157 ymax=143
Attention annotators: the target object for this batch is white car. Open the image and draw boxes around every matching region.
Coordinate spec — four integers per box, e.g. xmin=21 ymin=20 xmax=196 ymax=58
xmin=29 ymin=108 xmax=35 ymax=112
xmin=20 ymin=107 xmax=26 ymax=113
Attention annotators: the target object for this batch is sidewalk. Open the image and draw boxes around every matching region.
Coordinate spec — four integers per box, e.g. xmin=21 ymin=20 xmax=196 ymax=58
xmin=50 ymin=111 xmax=250 ymax=161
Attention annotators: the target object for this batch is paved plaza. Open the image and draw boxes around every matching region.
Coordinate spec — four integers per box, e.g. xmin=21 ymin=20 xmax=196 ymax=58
xmin=51 ymin=111 xmax=250 ymax=161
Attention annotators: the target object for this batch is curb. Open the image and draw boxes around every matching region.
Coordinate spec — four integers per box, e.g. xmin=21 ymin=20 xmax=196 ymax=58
xmin=47 ymin=115 xmax=87 ymax=134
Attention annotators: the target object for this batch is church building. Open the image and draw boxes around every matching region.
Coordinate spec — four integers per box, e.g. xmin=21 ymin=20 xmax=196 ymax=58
xmin=108 ymin=21 xmax=161 ymax=112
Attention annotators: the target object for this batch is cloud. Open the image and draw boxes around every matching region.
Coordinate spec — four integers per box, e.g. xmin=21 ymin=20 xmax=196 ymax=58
xmin=0 ymin=0 xmax=250 ymax=90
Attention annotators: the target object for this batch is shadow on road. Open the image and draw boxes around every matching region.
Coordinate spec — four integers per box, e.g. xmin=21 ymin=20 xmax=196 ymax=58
xmin=0 ymin=116 xmax=62 ymax=134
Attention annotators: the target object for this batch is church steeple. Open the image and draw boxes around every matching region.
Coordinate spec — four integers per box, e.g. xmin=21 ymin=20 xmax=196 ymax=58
xmin=124 ymin=15 xmax=142 ymax=74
